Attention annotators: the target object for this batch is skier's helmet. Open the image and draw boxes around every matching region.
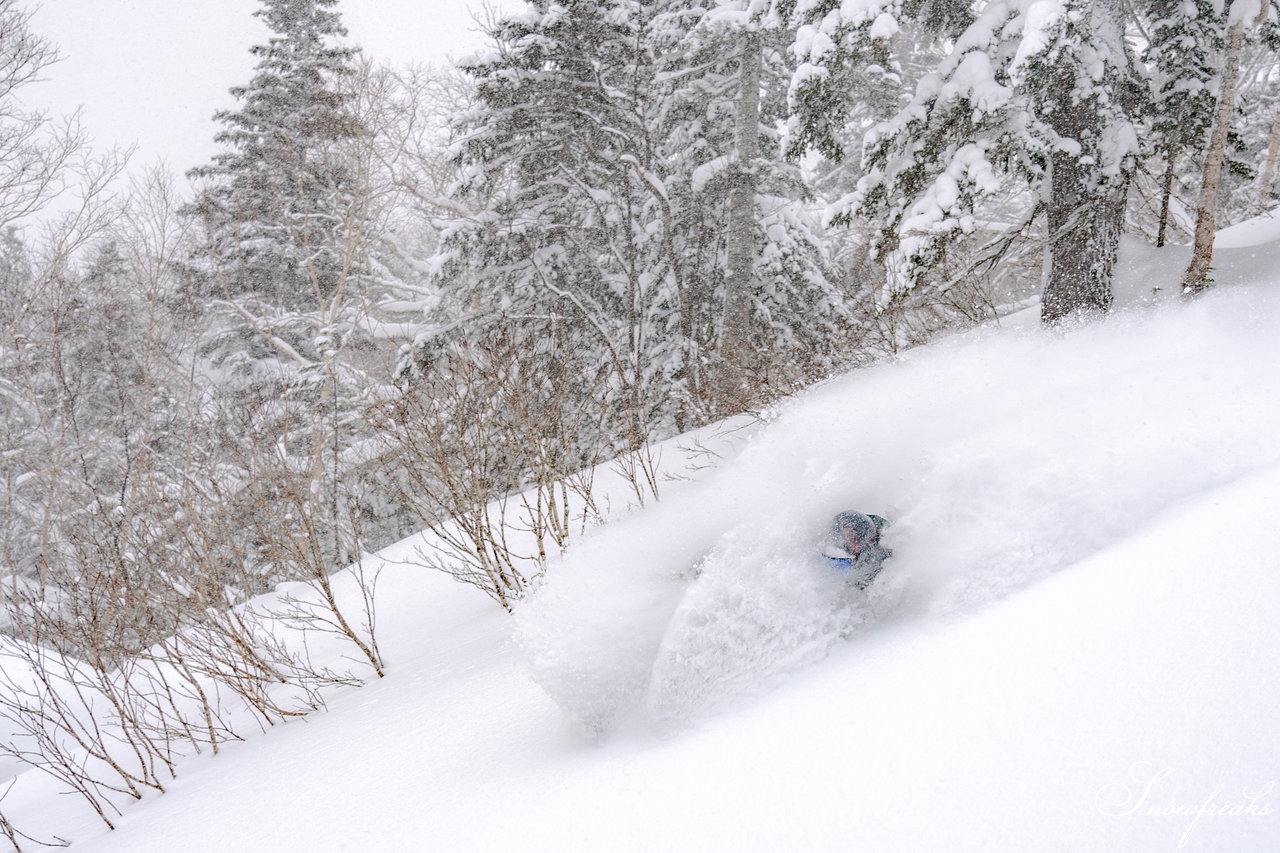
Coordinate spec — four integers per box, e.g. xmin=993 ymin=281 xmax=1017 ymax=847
xmin=832 ymin=511 xmax=875 ymax=543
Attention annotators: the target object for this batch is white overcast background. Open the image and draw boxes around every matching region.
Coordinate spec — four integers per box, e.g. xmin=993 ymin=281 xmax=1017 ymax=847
xmin=22 ymin=0 xmax=504 ymax=186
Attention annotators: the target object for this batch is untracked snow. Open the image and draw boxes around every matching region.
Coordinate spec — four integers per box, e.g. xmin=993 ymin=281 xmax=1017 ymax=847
xmin=6 ymin=234 xmax=1280 ymax=851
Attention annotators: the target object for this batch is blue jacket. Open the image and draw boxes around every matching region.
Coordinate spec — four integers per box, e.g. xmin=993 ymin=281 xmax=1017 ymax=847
xmin=824 ymin=543 xmax=892 ymax=590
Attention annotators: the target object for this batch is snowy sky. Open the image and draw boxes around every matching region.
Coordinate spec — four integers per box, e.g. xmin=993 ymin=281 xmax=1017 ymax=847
xmin=22 ymin=0 xmax=506 ymax=181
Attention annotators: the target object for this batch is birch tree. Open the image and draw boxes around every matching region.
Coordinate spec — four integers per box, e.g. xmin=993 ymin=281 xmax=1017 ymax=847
xmin=1183 ymin=0 xmax=1276 ymax=294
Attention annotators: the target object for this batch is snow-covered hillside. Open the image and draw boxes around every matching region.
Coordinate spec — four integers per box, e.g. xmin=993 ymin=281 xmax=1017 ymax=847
xmin=9 ymin=234 xmax=1280 ymax=852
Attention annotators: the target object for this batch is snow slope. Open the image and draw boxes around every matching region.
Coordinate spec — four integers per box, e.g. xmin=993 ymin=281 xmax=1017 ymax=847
xmin=9 ymin=236 xmax=1280 ymax=851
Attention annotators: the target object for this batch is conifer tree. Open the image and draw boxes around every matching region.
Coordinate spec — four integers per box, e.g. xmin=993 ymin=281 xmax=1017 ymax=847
xmin=184 ymin=0 xmax=363 ymax=310
xmin=785 ymin=0 xmax=1143 ymax=325
xmin=182 ymin=0 xmax=416 ymax=567
xmin=439 ymin=0 xmax=845 ymax=436
xmin=1143 ymin=0 xmax=1223 ymax=247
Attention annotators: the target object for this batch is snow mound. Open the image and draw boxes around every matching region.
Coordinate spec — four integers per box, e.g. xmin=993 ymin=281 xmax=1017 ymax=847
xmin=1214 ymin=206 xmax=1280 ymax=247
xmin=516 ymin=279 xmax=1280 ymax=733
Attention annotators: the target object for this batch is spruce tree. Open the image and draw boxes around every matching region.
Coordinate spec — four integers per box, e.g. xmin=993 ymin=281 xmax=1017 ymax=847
xmin=439 ymin=0 xmax=846 ymax=436
xmin=785 ymin=0 xmax=1143 ymax=325
xmin=1144 ymin=0 xmax=1223 ymax=247
xmin=181 ymin=1 xmax=418 ymax=567
xmin=184 ymin=0 xmax=363 ymax=310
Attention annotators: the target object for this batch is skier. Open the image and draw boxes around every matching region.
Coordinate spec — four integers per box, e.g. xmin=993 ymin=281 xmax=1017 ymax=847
xmin=824 ymin=511 xmax=891 ymax=590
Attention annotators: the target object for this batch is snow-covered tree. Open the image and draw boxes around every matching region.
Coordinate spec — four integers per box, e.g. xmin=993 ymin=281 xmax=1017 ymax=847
xmin=786 ymin=0 xmax=1143 ymax=324
xmin=1242 ymin=54 xmax=1280 ymax=212
xmin=783 ymin=0 xmax=965 ymax=165
xmin=1183 ymin=0 xmax=1278 ymax=294
xmin=690 ymin=2 xmax=852 ymax=399
xmin=181 ymin=0 xmax=420 ymax=568
xmin=184 ymin=0 xmax=364 ymax=310
xmin=438 ymin=0 xmax=847 ymax=437
xmin=1143 ymin=0 xmax=1223 ymax=247
xmin=0 ymin=238 xmax=191 ymax=592
xmin=0 ymin=3 xmax=136 ymax=586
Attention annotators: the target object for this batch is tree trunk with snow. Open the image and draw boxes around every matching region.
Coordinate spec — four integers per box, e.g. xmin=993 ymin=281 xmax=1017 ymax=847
xmin=718 ymin=27 xmax=762 ymax=398
xmin=1038 ymin=0 xmax=1133 ymax=325
xmin=1041 ymin=147 xmax=1127 ymax=323
xmin=1183 ymin=6 xmax=1254 ymax=295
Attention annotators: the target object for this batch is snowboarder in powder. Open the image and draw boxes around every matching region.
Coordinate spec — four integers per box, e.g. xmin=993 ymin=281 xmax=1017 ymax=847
xmin=824 ymin=511 xmax=891 ymax=590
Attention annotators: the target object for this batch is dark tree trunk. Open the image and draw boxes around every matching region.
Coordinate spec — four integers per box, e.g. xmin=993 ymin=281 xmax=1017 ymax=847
xmin=1040 ymin=120 xmax=1128 ymax=325
xmin=1039 ymin=0 xmax=1132 ymax=325
xmin=1157 ymin=150 xmax=1176 ymax=248
xmin=1041 ymin=153 xmax=1126 ymax=323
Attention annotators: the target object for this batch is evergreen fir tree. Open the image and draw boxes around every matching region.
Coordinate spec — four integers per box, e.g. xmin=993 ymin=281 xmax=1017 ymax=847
xmin=184 ymin=0 xmax=364 ymax=310
xmin=1143 ymin=0 xmax=1224 ymax=246
xmin=785 ymin=0 xmax=1144 ymax=325
xmin=438 ymin=0 xmax=847 ymax=436
xmin=181 ymin=0 xmax=416 ymax=567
